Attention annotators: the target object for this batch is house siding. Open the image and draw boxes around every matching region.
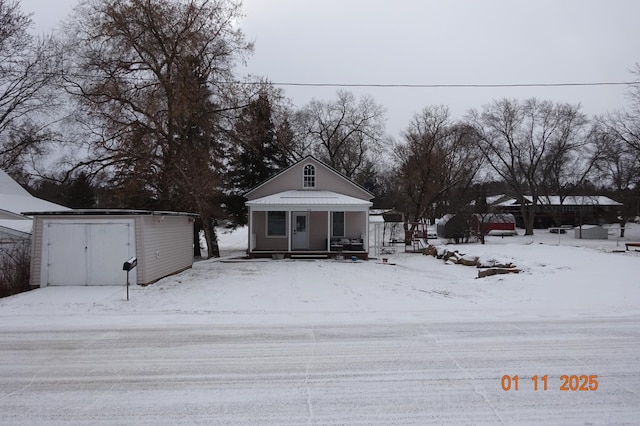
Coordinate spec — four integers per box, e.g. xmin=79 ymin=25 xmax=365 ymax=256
xmin=345 ymin=211 xmax=367 ymax=239
xmin=246 ymin=158 xmax=372 ymax=201
xmin=309 ymin=211 xmax=328 ymax=250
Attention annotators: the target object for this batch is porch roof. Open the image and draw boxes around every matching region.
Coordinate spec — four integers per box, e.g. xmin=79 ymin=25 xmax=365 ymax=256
xmin=246 ymin=190 xmax=373 ymax=212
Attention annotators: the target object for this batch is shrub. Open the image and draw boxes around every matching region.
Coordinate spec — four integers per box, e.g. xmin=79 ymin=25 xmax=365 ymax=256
xmin=0 ymin=239 xmax=32 ymax=298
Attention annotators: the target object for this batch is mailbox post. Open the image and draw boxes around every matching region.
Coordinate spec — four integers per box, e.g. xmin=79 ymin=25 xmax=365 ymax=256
xmin=122 ymin=257 xmax=137 ymax=301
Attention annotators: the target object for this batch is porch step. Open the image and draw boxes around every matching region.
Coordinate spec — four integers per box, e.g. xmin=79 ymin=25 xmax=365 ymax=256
xmin=290 ymin=254 xmax=328 ymax=259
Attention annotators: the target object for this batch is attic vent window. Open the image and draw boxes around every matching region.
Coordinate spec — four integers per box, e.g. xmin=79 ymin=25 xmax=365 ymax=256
xmin=303 ymin=164 xmax=315 ymax=188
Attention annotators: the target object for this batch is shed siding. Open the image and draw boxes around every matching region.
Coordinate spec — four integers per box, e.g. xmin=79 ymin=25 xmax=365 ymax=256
xmin=29 ymin=218 xmax=43 ymax=287
xmin=29 ymin=213 xmax=193 ymax=287
xmin=139 ymin=216 xmax=193 ymax=284
xmin=135 ymin=216 xmax=145 ymax=284
xmin=247 ymin=158 xmax=371 ymax=201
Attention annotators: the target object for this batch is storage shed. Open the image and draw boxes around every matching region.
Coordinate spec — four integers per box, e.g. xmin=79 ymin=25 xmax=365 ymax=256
xmin=436 ymin=214 xmax=470 ymax=242
xmin=471 ymin=213 xmax=517 ymax=236
xmin=25 ymin=210 xmax=197 ymax=287
xmin=574 ymin=224 xmax=608 ymax=240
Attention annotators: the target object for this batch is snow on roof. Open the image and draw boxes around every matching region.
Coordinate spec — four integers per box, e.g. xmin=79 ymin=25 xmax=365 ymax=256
xmin=472 ymin=213 xmax=516 ymax=223
xmin=527 ymin=195 xmax=622 ymax=206
xmin=0 ymin=169 xmax=70 ymax=217
xmin=0 ymin=169 xmax=30 ymax=196
xmin=0 ymin=219 xmax=32 ymax=236
xmin=246 ymin=190 xmax=372 ymax=211
xmin=0 ymin=194 xmax=70 ymax=216
xmin=495 ymin=195 xmax=622 ymax=207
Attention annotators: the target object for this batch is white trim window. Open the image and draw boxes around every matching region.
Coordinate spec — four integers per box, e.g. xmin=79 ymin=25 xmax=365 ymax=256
xmin=332 ymin=211 xmax=345 ymax=237
xmin=266 ymin=211 xmax=287 ymax=237
xmin=303 ymin=164 xmax=315 ymax=188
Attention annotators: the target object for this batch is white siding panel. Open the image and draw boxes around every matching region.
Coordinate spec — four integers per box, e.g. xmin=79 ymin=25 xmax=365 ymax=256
xmin=140 ymin=216 xmax=193 ymax=284
xmin=30 ymin=218 xmax=43 ymax=287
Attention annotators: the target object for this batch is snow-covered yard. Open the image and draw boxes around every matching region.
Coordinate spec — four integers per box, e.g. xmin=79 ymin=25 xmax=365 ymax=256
xmin=0 ymin=224 xmax=639 ymax=424
xmin=3 ymin=223 xmax=639 ymax=327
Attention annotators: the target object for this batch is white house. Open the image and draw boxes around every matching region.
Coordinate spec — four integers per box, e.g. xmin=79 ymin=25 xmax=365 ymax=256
xmin=0 ymin=169 xmax=70 ymax=247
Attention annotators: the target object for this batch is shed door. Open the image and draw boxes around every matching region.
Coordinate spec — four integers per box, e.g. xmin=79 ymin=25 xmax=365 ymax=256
xmin=46 ymin=222 xmax=134 ymax=286
xmin=47 ymin=223 xmax=87 ymax=286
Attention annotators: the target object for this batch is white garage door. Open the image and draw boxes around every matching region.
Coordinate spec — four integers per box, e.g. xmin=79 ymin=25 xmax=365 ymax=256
xmin=46 ymin=222 xmax=135 ymax=286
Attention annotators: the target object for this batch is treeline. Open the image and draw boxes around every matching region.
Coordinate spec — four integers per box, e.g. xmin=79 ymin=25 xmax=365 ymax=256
xmin=1 ymin=0 xmax=639 ymax=255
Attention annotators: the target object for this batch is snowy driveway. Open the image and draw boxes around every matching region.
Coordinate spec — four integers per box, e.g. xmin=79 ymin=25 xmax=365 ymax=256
xmin=1 ymin=317 xmax=639 ymax=425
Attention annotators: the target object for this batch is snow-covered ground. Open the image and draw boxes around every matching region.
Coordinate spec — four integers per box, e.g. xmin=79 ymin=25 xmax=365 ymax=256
xmin=1 ymin=224 xmax=639 ymax=424
xmin=2 ymin=223 xmax=639 ymax=327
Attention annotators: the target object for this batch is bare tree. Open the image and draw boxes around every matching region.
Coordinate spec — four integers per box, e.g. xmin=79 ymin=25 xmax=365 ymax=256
xmin=468 ymin=98 xmax=591 ymax=235
xmin=0 ymin=0 xmax=60 ymax=181
xmin=593 ymin=64 xmax=640 ymax=174
xmin=63 ymin=0 xmax=253 ymax=257
xmin=396 ymin=105 xmax=483 ymax=223
xmin=293 ymin=90 xmax=388 ymax=184
xmin=592 ymin=122 xmax=640 ymax=237
xmin=537 ymin=104 xmax=596 ymax=226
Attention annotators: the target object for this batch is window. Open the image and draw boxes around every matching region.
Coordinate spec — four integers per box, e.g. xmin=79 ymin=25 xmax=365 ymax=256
xmin=303 ymin=164 xmax=315 ymax=188
xmin=267 ymin=211 xmax=286 ymax=236
xmin=332 ymin=211 xmax=345 ymax=237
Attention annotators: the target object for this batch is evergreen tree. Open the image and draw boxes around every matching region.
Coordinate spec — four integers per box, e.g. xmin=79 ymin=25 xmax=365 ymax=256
xmin=226 ymin=93 xmax=287 ymax=225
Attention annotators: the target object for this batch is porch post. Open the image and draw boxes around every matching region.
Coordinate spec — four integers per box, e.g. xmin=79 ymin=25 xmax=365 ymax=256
xmin=327 ymin=210 xmax=331 ymax=251
xmin=364 ymin=209 xmax=369 ymax=254
xmin=248 ymin=206 xmax=253 ymax=253
xmin=287 ymin=210 xmax=292 ymax=252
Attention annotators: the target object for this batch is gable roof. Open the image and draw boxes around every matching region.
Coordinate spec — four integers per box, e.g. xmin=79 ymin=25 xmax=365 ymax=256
xmin=244 ymin=155 xmax=374 ymax=199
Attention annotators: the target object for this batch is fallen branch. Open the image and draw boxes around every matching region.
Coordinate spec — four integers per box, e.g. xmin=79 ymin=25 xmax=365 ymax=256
xmin=477 ymin=268 xmax=521 ymax=278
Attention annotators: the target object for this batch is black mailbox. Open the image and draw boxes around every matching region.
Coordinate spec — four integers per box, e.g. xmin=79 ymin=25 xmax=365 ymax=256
xmin=123 ymin=257 xmax=137 ymax=271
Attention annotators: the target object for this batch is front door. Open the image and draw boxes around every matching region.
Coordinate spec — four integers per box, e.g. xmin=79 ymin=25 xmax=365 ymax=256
xmin=292 ymin=212 xmax=308 ymax=250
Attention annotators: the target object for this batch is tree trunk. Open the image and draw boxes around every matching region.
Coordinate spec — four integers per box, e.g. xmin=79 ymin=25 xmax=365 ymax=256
xmin=193 ymin=219 xmax=202 ymax=257
xmin=520 ymin=204 xmax=535 ymax=236
xmin=202 ymin=217 xmax=219 ymax=258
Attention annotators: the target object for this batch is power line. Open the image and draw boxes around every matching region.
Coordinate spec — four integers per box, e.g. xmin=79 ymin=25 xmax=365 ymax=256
xmin=260 ymin=81 xmax=640 ymax=89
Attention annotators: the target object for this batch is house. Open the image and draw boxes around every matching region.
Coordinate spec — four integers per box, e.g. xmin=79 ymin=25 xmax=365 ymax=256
xmin=244 ymin=156 xmax=374 ymax=259
xmin=26 ymin=210 xmax=197 ymax=287
xmin=0 ymin=169 xmax=70 ymax=248
xmin=492 ymin=195 xmax=622 ymax=228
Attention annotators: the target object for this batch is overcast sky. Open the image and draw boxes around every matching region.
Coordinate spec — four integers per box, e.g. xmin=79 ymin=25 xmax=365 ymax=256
xmin=21 ymin=0 xmax=640 ymax=138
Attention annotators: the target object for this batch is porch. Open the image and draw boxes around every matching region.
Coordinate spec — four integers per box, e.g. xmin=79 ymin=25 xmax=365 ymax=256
xmin=245 ymin=190 xmax=372 ymax=259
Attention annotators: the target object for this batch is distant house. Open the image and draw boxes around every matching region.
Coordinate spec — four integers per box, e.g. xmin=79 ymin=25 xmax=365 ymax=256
xmin=492 ymin=195 xmax=622 ymax=228
xmin=244 ymin=156 xmax=374 ymax=259
xmin=0 ymin=169 xmax=70 ymax=248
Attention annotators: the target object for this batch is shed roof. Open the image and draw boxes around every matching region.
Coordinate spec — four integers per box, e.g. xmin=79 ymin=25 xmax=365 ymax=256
xmin=21 ymin=209 xmax=198 ymax=217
